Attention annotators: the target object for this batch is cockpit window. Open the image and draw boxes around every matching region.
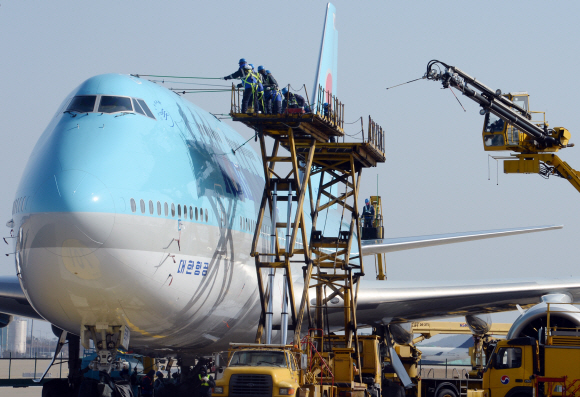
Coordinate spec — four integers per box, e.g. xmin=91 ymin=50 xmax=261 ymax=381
xmin=64 ymin=95 xmax=155 ymax=120
xmin=67 ymin=96 xmax=97 ymax=113
xmin=137 ymin=99 xmax=155 ymax=119
xmin=132 ymin=98 xmax=145 ymax=115
xmin=98 ymin=96 xmax=133 ymax=113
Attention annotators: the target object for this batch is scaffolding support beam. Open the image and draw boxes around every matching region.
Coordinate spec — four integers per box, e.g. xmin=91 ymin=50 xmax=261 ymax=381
xmin=231 ymin=88 xmax=385 ymax=379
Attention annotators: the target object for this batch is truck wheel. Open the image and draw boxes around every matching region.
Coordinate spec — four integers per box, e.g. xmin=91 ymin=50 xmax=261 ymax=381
xmin=437 ymin=388 xmax=458 ymax=397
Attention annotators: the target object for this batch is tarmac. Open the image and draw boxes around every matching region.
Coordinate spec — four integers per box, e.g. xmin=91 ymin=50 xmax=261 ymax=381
xmin=0 ymin=387 xmax=41 ymax=397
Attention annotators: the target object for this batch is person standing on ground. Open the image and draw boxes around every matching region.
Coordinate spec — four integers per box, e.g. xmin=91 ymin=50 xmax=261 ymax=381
xmin=198 ymin=366 xmax=216 ymax=397
xmin=141 ymin=369 xmax=155 ymax=396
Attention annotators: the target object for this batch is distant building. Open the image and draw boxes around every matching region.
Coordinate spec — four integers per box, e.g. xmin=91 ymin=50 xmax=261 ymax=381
xmin=6 ymin=317 xmax=27 ymax=357
xmin=0 ymin=326 xmax=7 ymax=357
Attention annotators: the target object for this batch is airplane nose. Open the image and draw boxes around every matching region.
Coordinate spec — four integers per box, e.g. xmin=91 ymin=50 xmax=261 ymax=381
xmin=27 ymin=169 xmax=116 ymax=257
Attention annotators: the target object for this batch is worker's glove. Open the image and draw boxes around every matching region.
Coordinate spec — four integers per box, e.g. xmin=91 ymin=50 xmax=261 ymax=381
xmin=223 ymin=76 xmax=230 ymax=81
xmin=202 ymin=376 xmax=209 ymax=382
xmin=236 ymin=83 xmax=242 ymax=88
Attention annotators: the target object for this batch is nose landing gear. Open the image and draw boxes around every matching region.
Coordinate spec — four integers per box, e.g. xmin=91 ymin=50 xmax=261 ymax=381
xmin=81 ymin=324 xmax=131 ymax=373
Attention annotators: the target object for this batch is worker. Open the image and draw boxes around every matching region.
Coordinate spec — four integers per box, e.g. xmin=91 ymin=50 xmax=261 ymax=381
xmin=223 ymin=58 xmax=248 ymax=81
xmin=271 ymin=84 xmax=283 ymax=114
xmin=140 ymin=369 xmax=155 ymax=396
xmin=245 ymin=63 xmax=264 ymax=112
xmin=282 ymin=88 xmax=310 ymax=113
xmin=154 ymin=371 xmax=166 ymax=394
xmin=223 ymin=58 xmax=260 ymax=113
xmin=362 ymin=198 xmax=375 ymax=228
xmin=258 ymin=67 xmax=280 ymax=114
xmin=252 ymin=66 xmax=265 ymax=113
xmin=198 ymin=366 xmax=215 ymax=397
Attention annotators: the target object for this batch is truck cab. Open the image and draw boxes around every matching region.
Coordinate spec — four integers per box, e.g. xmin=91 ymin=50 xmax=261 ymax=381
xmin=482 ymin=93 xmax=531 ymax=152
xmin=481 ymin=92 xmax=570 ymax=154
xmin=482 ymin=337 xmax=536 ymax=397
xmin=213 ymin=344 xmax=301 ymax=397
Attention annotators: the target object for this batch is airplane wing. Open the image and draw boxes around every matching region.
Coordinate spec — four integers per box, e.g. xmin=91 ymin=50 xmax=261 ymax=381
xmin=361 ymin=225 xmax=562 ymax=256
xmin=0 ymin=276 xmax=43 ymax=320
xmin=353 ymin=278 xmax=580 ymax=325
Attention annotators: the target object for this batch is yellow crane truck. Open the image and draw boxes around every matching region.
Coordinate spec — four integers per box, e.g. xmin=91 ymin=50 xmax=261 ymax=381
xmin=424 ymin=60 xmax=580 ymax=193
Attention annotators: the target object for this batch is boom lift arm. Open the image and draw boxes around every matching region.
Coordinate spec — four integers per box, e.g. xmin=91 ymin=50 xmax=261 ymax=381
xmin=425 ymin=60 xmax=580 ymax=192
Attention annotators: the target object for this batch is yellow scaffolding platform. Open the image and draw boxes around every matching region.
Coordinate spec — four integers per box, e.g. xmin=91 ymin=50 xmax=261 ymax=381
xmin=230 ymin=85 xmax=386 ymax=381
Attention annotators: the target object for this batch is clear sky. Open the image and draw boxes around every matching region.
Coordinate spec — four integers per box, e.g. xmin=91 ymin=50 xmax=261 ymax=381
xmin=1 ymin=0 xmax=579 ymax=336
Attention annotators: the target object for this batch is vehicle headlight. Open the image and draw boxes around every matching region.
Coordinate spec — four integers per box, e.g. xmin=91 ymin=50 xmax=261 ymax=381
xmin=279 ymin=388 xmax=295 ymax=395
xmin=213 ymin=386 xmax=224 ymax=394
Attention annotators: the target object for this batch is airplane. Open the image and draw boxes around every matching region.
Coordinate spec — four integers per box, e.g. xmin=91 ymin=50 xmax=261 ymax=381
xmin=418 ymin=341 xmax=472 ymax=366
xmin=2 ymin=2 xmax=580 ymax=389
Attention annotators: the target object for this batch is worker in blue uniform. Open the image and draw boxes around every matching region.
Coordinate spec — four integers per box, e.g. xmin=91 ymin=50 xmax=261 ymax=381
xmin=362 ymin=198 xmax=375 ymax=228
xmin=224 ymin=58 xmax=260 ymax=113
xmin=251 ymin=65 xmax=264 ymax=113
xmin=282 ymin=88 xmax=310 ymax=113
xmin=258 ymin=67 xmax=280 ymax=114
xmin=270 ymin=81 xmax=283 ymax=114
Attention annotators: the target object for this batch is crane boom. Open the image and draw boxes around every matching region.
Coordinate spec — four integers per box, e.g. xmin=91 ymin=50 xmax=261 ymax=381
xmin=426 ymin=60 xmax=570 ymax=151
xmin=425 ymin=60 xmax=580 ymax=193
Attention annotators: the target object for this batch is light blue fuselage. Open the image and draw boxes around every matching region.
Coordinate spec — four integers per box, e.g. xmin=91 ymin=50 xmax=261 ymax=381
xmin=11 ymin=74 xmax=344 ymax=355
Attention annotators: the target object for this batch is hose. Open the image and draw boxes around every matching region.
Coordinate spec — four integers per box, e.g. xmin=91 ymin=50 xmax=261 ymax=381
xmin=136 ymin=74 xmax=222 ymax=80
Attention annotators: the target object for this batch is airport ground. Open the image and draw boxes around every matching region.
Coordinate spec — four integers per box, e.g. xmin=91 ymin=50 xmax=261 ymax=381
xmin=1 ymin=387 xmax=42 ymax=397
xmin=0 ymin=365 xmax=473 ymax=396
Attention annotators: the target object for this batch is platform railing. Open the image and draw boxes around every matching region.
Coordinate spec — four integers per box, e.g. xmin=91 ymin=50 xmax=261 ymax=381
xmin=367 ymin=116 xmax=385 ymax=153
xmin=315 ymin=84 xmax=344 ymax=130
xmin=0 ymin=352 xmax=67 ymax=381
xmin=230 ymin=82 xmax=345 ymax=131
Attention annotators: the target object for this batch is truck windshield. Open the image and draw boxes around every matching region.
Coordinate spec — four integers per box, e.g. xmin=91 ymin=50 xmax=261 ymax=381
xmin=494 ymin=347 xmax=522 ymax=369
xmin=229 ymin=350 xmax=287 ymax=367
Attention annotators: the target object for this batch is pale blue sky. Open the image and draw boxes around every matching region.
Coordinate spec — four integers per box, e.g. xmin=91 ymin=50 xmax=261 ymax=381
xmin=1 ymin=0 xmax=579 ymax=335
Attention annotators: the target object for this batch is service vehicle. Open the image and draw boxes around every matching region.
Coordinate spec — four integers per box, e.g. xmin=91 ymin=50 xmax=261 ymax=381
xmin=425 ymin=60 xmax=580 ymax=193
xmin=481 ymin=319 xmax=580 ymax=397
xmin=213 ymin=344 xmax=303 ymax=397
xmin=381 ymin=307 xmax=580 ymax=397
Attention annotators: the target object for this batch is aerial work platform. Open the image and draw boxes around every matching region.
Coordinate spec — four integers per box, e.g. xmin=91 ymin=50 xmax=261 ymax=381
xmin=230 ymin=84 xmax=386 ymax=384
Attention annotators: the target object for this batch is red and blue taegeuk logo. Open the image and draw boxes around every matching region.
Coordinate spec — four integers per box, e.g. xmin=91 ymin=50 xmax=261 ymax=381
xmin=501 ymin=376 xmax=510 ymax=385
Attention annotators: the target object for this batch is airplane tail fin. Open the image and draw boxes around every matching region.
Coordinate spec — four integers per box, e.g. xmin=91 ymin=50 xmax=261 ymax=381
xmin=312 ymin=3 xmax=338 ymax=111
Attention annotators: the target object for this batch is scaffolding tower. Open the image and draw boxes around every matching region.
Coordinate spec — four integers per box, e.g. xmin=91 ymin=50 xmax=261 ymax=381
xmin=230 ymin=85 xmax=386 ymax=378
